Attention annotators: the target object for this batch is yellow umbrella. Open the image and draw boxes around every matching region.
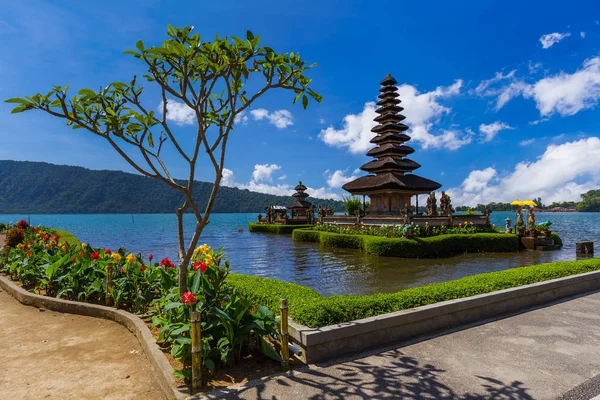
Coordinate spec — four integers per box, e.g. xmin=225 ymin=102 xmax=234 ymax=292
xmin=510 ymin=200 xmax=524 ymax=206
xmin=522 ymin=200 xmax=537 ymax=207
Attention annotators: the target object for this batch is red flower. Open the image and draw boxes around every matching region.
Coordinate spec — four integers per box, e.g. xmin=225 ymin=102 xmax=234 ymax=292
xmin=31 ymin=227 xmax=37 ymax=233
xmin=28 ymin=240 xmax=34 ymax=245
xmin=79 ymin=250 xmax=85 ymax=257
xmin=104 ymin=249 xmax=111 ymax=255
xmin=71 ymin=257 xmax=77 ymax=263
xmin=120 ymin=267 xmax=126 ymax=273
xmin=54 ymin=235 xmax=60 ymax=241
xmin=27 ymin=249 xmax=32 ymax=256
xmin=148 ymin=254 xmax=154 ymax=261
xmin=43 ymin=235 xmax=49 ymax=241
xmin=160 ymin=257 xmax=175 ymax=268
xmin=181 ymin=291 xmax=197 ymax=305
xmin=194 ymin=261 xmax=208 ymax=273
xmin=90 ymin=252 xmax=100 ymax=260
xmin=140 ymin=265 xmax=147 ymax=272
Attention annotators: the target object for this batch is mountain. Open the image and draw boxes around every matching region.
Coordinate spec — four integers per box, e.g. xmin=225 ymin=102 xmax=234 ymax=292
xmin=0 ymin=160 xmax=344 ymax=214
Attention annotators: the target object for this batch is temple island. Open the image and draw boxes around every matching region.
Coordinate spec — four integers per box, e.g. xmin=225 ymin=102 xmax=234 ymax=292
xmin=251 ymin=74 xmax=560 ymax=253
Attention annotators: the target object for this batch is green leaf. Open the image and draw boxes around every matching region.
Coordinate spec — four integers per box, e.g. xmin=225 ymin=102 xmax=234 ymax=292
xmin=136 ymin=40 xmax=145 ymax=52
xmin=78 ymin=88 xmax=95 ymax=97
xmin=258 ymin=305 xmax=273 ymax=319
xmin=302 ymin=94 xmax=309 ymax=110
xmin=204 ymin=358 xmax=216 ymax=373
xmin=163 ymin=302 xmax=182 ymax=311
xmin=147 ymin=132 xmax=154 ymax=148
xmin=4 ymin=98 xmax=28 ymax=104
xmin=246 ymin=30 xmax=254 ymax=41
xmin=191 ymin=270 xmax=202 ymax=293
xmin=46 ymin=254 xmax=69 ymax=280
xmin=259 ymin=336 xmax=282 ymax=362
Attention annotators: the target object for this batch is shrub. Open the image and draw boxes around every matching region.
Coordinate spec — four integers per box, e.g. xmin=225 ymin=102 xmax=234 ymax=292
xmin=228 ymin=258 xmax=600 ymax=328
xmin=292 ymin=229 xmax=321 ymax=243
xmin=248 ymin=223 xmax=313 ymax=234
xmin=343 ymin=195 xmax=361 ymax=215
xmin=293 ymin=229 xmax=521 ymax=258
xmin=0 ymin=222 xmax=7 ymax=232
xmin=551 ymin=232 xmax=563 ymax=248
xmin=4 ymin=227 xmax=25 ymax=249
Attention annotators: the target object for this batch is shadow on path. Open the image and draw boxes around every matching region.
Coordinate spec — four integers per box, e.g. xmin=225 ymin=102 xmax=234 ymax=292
xmin=217 ymin=349 xmax=533 ymax=399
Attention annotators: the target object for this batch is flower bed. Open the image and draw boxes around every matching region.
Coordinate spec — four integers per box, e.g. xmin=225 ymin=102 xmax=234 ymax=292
xmin=312 ymin=221 xmax=495 ymax=238
xmin=1 ymin=221 xmax=281 ymax=384
xmin=248 ymin=223 xmax=313 ymax=234
xmin=293 ymin=229 xmax=520 ymax=257
xmin=228 ymin=257 xmax=600 ymax=328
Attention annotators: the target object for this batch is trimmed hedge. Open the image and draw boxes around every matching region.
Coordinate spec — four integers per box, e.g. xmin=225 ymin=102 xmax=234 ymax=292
xmin=227 ymin=258 xmax=600 ymax=328
xmin=248 ymin=223 xmax=314 ymax=234
xmin=52 ymin=229 xmax=81 ymax=247
xmin=292 ymin=229 xmax=520 ymax=257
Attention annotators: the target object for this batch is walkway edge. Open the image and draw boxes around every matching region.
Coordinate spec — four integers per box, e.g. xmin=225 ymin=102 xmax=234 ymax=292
xmin=288 ymin=269 xmax=600 ymax=363
xmin=0 ymin=275 xmax=189 ymax=400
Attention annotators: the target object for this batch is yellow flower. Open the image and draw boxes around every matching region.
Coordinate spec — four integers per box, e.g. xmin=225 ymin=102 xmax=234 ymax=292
xmin=111 ymin=252 xmax=122 ymax=263
xmin=194 ymin=244 xmax=211 ymax=257
xmin=470 ymin=222 xmax=473 ymax=225
xmin=464 ymin=221 xmax=468 ymax=225
xmin=205 ymin=254 xmax=216 ymax=266
xmin=126 ymin=253 xmax=137 ymax=264
xmin=81 ymin=243 xmax=87 ymax=249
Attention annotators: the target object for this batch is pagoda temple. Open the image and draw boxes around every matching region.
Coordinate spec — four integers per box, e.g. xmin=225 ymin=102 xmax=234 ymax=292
xmin=286 ymin=181 xmax=314 ymax=223
xmin=342 ymin=74 xmax=442 ymax=215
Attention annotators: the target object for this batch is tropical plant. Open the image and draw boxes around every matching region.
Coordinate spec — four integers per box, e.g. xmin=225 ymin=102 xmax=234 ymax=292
xmin=343 ymin=195 xmax=362 ymax=215
xmin=5 ymin=25 xmax=322 ymax=295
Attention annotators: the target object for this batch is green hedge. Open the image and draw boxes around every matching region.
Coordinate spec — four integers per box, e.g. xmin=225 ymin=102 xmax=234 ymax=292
xmin=227 ymin=258 xmax=600 ymax=328
xmin=51 ymin=229 xmax=81 ymax=247
xmin=293 ymin=229 xmax=520 ymax=257
xmin=551 ymin=232 xmax=563 ymax=248
xmin=248 ymin=223 xmax=314 ymax=234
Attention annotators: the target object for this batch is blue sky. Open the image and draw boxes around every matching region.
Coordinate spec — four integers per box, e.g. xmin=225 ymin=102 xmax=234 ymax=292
xmin=1 ymin=0 xmax=599 ymax=205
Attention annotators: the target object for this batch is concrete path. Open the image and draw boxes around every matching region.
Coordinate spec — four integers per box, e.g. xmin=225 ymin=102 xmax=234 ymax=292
xmin=0 ymin=288 xmax=165 ymax=400
xmin=209 ymin=291 xmax=600 ymax=400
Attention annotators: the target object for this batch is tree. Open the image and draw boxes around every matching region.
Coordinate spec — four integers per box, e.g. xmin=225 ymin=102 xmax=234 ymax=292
xmin=6 ymin=25 xmax=322 ymax=295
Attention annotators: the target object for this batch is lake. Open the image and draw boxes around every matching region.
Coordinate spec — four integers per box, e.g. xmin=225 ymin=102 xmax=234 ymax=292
xmin=1 ymin=212 xmax=598 ymax=296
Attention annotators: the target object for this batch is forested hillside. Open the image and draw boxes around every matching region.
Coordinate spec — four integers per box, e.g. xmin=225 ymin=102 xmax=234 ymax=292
xmin=0 ymin=160 xmax=343 ymax=214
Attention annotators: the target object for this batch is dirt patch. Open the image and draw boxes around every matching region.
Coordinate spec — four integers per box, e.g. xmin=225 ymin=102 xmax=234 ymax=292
xmin=0 ymin=288 xmax=165 ymax=400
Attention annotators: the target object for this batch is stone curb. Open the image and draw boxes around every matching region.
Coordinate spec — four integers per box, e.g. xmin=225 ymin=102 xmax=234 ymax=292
xmin=0 ymin=275 xmax=189 ymax=400
xmin=287 ymin=269 xmax=600 ymax=363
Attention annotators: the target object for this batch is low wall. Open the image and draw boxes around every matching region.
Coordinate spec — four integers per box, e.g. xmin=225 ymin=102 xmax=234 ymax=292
xmin=321 ymin=214 xmax=489 ymax=227
xmin=0 ymin=275 xmax=188 ymax=400
xmin=288 ymin=270 xmax=600 ymax=363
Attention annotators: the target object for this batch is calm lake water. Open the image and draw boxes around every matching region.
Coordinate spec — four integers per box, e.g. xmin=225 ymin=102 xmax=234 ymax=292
xmin=1 ymin=212 xmax=598 ymax=296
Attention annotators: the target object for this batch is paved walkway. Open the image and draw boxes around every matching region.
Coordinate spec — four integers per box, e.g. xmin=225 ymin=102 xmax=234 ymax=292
xmin=0 ymin=288 xmax=165 ymax=400
xmin=209 ymin=291 xmax=600 ymax=400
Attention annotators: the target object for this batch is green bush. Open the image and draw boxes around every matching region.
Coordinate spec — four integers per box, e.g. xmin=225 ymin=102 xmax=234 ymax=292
xmin=551 ymin=232 xmax=563 ymax=248
xmin=292 ymin=229 xmax=321 ymax=243
xmin=248 ymin=223 xmax=313 ymax=234
xmin=228 ymin=258 xmax=600 ymax=328
xmin=52 ymin=229 xmax=81 ymax=247
xmin=293 ymin=229 xmax=520 ymax=257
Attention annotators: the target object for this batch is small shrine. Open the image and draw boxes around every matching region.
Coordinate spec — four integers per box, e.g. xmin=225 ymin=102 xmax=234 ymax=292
xmin=287 ymin=181 xmax=314 ymax=224
xmin=342 ymin=74 xmax=442 ymax=215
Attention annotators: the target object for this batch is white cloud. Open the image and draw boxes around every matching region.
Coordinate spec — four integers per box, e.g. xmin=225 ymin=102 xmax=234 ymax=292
xmin=278 ymin=175 xmax=287 ymax=181
xmin=319 ymin=118 xmax=326 ymax=124
xmin=581 ymin=31 xmax=586 ymax=38
xmin=223 ymin=167 xmax=341 ymax=199
xmin=251 ymin=164 xmax=281 ymax=182
xmin=250 ymin=108 xmax=294 ymax=128
xmin=222 ymin=168 xmax=235 ymax=187
xmin=319 ymin=80 xmax=471 ymax=153
xmin=525 ymin=56 xmax=600 ymax=117
xmin=447 ymin=137 xmax=600 ymax=206
xmin=539 ymin=32 xmax=571 ymax=49
xmin=473 ymin=70 xmax=516 ymax=96
xmin=159 ymin=99 xmax=195 ymax=126
xmin=478 ymin=121 xmax=514 ymax=142
xmin=519 ymin=138 xmax=536 ymax=146
xmin=234 ymin=112 xmax=249 ymax=125
xmin=475 ymin=57 xmax=600 ymax=117
xmin=326 ymin=169 xmax=359 ymax=188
